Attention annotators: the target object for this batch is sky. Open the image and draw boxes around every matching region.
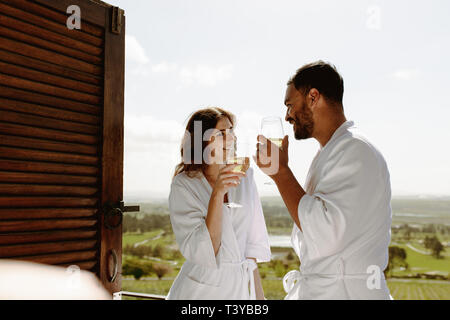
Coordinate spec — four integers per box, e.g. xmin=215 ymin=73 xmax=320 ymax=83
xmin=102 ymin=0 xmax=450 ymax=200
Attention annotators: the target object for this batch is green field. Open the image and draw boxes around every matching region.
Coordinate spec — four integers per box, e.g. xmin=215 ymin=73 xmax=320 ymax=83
xmin=121 ymin=231 xmax=450 ymax=300
xmin=388 ymin=279 xmax=450 ymax=300
xmin=120 ymin=197 xmax=450 ymax=300
xmin=122 ymin=230 xmax=163 ymax=247
xmin=389 ymin=243 xmax=450 ymax=277
xmin=121 ymin=278 xmax=450 ymax=300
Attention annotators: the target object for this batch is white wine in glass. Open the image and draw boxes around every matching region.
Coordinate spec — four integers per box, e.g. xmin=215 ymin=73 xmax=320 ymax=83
xmin=227 ymin=156 xmax=250 ymax=174
xmin=260 ymin=116 xmax=284 ymax=185
xmin=268 ymin=138 xmax=283 ymax=148
xmin=224 ymin=140 xmax=251 ymax=209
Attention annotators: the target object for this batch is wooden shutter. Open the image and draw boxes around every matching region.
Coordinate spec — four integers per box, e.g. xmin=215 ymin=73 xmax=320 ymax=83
xmin=0 ymin=0 xmax=125 ymax=294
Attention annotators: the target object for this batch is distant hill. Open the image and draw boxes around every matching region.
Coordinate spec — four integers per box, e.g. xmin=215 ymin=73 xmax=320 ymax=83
xmin=127 ymin=196 xmax=450 ymax=223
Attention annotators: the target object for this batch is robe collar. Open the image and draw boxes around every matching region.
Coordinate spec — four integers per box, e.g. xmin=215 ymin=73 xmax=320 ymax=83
xmin=319 ymin=120 xmax=355 ymax=151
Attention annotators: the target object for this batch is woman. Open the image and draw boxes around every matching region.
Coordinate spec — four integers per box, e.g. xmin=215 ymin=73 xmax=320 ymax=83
xmin=166 ymin=107 xmax=271 ymax=300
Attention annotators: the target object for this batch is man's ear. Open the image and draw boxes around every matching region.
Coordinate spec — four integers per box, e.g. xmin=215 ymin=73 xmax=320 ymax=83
xmin=308 ymin=88 xmax=320 ymax=109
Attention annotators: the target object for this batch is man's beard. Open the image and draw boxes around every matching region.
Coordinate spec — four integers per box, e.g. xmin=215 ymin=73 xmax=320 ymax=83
xmin=293 ymin=109 xmax=314 ymax=140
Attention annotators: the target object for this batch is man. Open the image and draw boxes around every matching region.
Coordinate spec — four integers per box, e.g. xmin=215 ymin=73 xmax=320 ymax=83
xmin=255 ymin=61 xmax=392 ymax=299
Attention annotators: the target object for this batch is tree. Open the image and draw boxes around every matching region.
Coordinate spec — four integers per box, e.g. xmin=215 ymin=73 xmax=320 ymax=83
xmin=424 ymin=236 xmax=433 ymax=250
xmin=424 ymin=235 xmax=445 ymax=259
xmin=171 ymin=250 xmax=183 ymax=260
xmin=422 ymin=224 xmax=436 ymax=234
xmin=122 ymin=258 xmax=153 ymax=280
xmin=403 ymin=225 xmax=412 ymax=241
xmin=153 ymin=244 xmax=165 ymax=258
xmin=272 ymin=260 xmax=286 ymax=278
xmin=131 ymin=267 xmax=144 ymax=280
xmin=431 ymin=240 xmax=445 ymax=259
xmin=153 ymin=263 xmax=171 ymax=280
xmin=286 ymin=251 xmax=294 ymax=261
xmin=385 ymin=246 xmax=408 ymax=277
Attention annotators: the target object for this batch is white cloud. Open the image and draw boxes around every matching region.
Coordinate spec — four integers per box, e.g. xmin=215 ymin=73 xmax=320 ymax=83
xmin=151 ymin=61 xmax=178 ymax=73
xmin=390 ymin=68 xmax=420 ymax=81
xmin=126 ymin=58 xmax=233 ymax=89
xmin=126 ymin=35 xmax=150 ymax=65
xmin=124 ymin=114 xmax=185 ymax=148
xmin=124 ymin=115 xmax=185 ymax=197
xmin=179 ymin=64 xmax=234 ymax=87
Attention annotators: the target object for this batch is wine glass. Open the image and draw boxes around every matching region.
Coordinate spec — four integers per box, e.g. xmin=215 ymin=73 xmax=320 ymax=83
xmin=224 ymin=140 xmax=250 ymax=208
xmin=260 ymin=116 xmax=284 ymax=185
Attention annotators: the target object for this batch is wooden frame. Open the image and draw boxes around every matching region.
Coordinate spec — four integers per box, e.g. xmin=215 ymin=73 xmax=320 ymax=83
xmin=0 ymin=0 xmax=126 ymax=295
xmin=99 ymin=6 xmax=125 ymax=294
xmin=32 ymin=0 xmax=108 ymax=27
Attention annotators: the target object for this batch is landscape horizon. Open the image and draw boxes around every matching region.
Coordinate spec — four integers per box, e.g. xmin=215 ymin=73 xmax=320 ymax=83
xmin=124 ymin=193 xmax=450 ymax=205
xmin=121 ymin=194 xmax=450 ymax=299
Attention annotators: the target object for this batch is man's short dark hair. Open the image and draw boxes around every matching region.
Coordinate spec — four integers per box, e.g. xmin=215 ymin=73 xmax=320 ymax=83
xmin=287 ymin=61 xmax=344 ymax=104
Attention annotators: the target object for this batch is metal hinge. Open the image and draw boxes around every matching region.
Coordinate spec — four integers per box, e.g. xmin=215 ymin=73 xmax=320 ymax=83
xmin=111 ymin=6 xmax=124 ymax=35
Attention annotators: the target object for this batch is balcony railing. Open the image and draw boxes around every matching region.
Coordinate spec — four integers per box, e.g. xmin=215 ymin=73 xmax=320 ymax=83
xmin=113 ymin=291 xmax=166 ymax=300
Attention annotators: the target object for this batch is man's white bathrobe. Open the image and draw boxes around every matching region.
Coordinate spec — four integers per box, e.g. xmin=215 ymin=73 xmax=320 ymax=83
xmin=167 ymin=167 xmax=271 ymax=300
xmin=283 ymin=120 xmax=392 ymax=300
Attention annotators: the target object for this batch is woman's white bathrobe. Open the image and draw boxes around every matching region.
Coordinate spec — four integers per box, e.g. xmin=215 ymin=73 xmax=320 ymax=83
xmin=166 ymin=167 xmax=271 ymax=300
xmin=283 ymin=121 xmax=393 ymax=300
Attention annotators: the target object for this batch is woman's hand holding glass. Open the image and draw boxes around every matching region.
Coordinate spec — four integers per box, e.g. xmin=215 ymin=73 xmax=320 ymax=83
xmin=211 ymin=164 xmax=245 ymax=198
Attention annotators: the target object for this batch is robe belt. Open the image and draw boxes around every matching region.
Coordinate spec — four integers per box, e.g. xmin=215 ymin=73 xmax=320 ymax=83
xmin=282 ymin=258 xmax=377 ymax=294
xmin=222 ymin=259 xmax=258 ymax=300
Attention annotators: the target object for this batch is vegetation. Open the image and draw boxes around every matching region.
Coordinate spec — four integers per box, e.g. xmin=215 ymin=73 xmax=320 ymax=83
xmin=424 ymin=235 xmax=445 ymax=258
xmin=121 ymin=197 xmax=450 ymax=300
xmin=123 ymin=214 xmax=171 ymax=233
xmin=122 ymin=257 xmax=154 ymax=280
xmin=385 ymin=246 xmax=408 ymax=277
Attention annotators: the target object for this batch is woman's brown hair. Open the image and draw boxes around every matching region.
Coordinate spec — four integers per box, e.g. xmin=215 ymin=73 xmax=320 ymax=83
xmin=173 ymin=107 xmax=235 ymax=179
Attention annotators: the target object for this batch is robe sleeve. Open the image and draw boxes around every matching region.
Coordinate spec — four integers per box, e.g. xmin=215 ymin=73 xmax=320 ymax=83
xmin=245 ymin=168 xmax=271 ymax=263
xmin=298 ymin=139 xmax=383 ymax=260
xmin=168 ymin=177 xmax=220 ymax=269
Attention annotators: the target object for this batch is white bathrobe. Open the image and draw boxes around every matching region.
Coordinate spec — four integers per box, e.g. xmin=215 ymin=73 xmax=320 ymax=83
xmin=166 ymin=167 xmax=271 ymax=300
xmin=283 ymin=120 xmax=392 ymax=300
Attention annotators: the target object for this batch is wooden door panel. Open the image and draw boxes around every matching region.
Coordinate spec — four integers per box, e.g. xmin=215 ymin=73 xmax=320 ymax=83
xmin=0 ymin=61 xmax=102 ymax=95
xmin=0 ymin=218 xmax=98 ymax=232
xmin=0 ymin=171 xmax=99 ymax=185
xmin=0 ymin=73 xmax=103 ymax=104
xmin=0 ymin=110 xmax=100 ymax=134
xmin=0 ymin=0 xmax=126 ymax=295
xmin=19 ymin=250 xmax=98 ymax=266
xmin=0 ymin=22 xmax=103 ymax=64
xmin=0 ymin=85 xmax=102 ymax=115
xmin=2 ymin=0 xmax=104 ymax=36
xmin=0 ymin=135 xmax=100 ymax=155
xmin=0 ymin=50 xmax=103 ymax=86
xmin=0 ymin=196 xmax=99 ymax=207
xmin=0 ymin=97 xmax=101 ymax=125
xmin=0 ymin=159 xmax=99 ymax=175
xmin=0 ymin=239 xmax=98 ymax=258
xmin=0 ymin=229 xmax=98 ymax=245
xmin=0 ymin=0 xmax=104 ymax=42
xmin=0 ymin=36 xmax=103 ymax=74
xmin=0 ymin=146 xmax=99 ymax=164
xmin=0 ymin=13 xmax=102 ymax=56
xmin=0 ymin=207 xmax=98 ymax=220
